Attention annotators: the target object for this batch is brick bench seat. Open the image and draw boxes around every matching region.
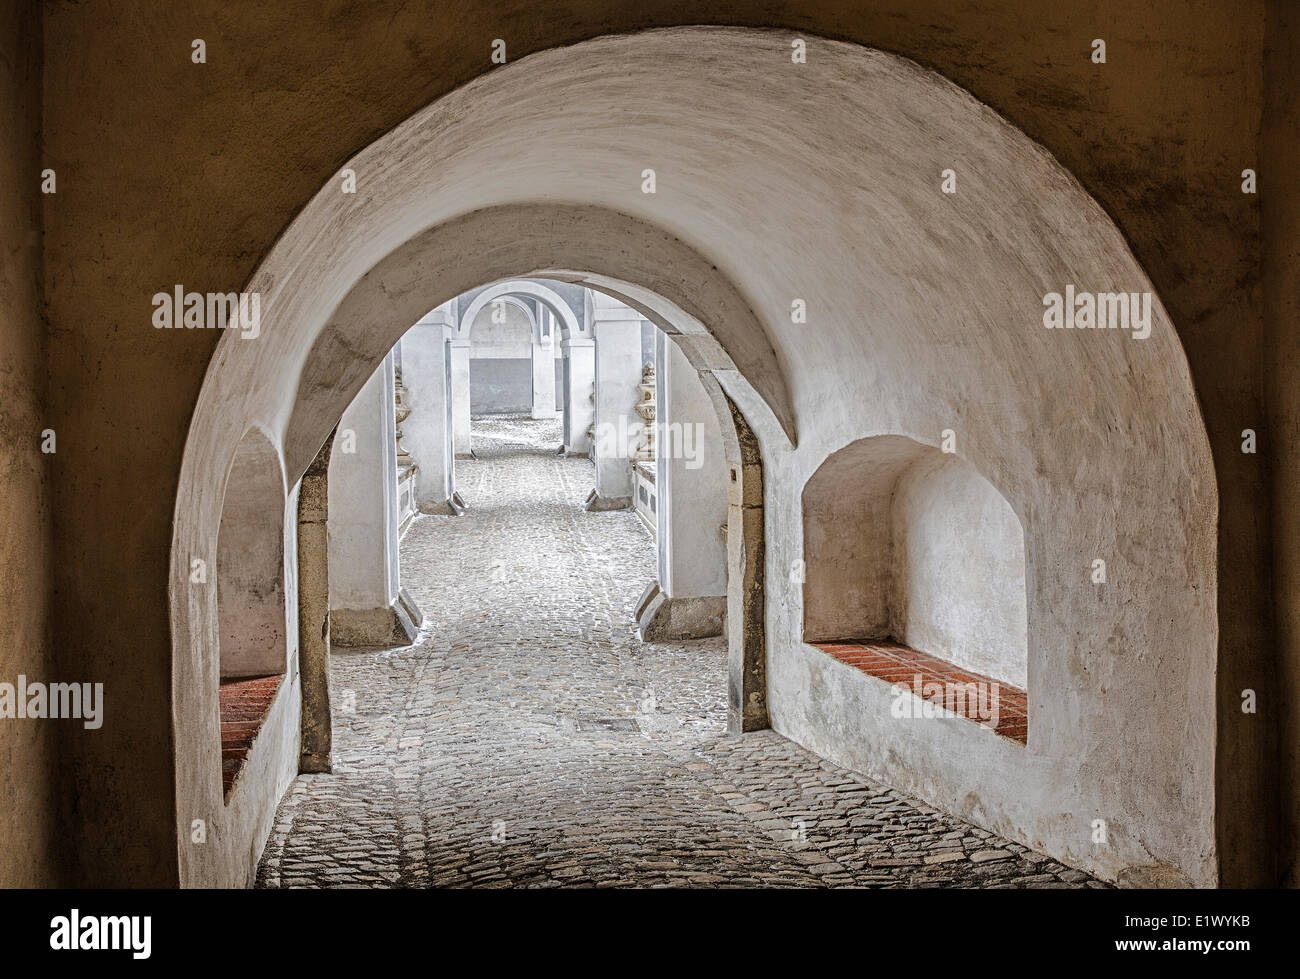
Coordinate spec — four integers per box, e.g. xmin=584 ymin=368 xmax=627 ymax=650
xmin=810 ymin=639 xmax=1028 ymax=744
xmin=219 ymin=674 xmax=283 ymax=796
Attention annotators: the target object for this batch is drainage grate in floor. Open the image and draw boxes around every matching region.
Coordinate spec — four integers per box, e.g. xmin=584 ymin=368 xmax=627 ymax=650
xmin=575 ymin=716 xmax=640 ymax=733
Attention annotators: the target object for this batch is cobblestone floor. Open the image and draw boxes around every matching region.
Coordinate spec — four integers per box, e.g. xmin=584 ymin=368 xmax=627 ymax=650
xmin=257 ymin=415 xmax=1101 ymax=888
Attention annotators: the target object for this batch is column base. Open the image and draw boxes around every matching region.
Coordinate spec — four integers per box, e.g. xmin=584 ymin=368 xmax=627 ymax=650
xmin=418 ymin=496 xmax=466 ymax=516
xmin=583 ymin=488 xmax=631 ymax=511
xmin=633 ymin=580 xmax=661 ymax=622
xmin=636 ymin=592 xmax=727 ymax=641
xmin=298 ymin=751 xmax=333 ymax=774
xmin=331 ymin=587 xmax=424 ymax=647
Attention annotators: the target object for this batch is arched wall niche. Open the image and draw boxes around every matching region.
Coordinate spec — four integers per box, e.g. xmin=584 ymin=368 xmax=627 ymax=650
xmin=216 ymin=426 xmax=289 ymax=680
xmin=171 ymin=28 xmax=1218 ymax=888
xmin=802 ymin=435 xmax=1029 ymax=690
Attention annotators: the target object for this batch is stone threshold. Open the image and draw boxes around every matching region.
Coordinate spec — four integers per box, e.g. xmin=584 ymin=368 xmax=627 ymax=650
xmin=809 ymin=639 xmax=1028 ymax=744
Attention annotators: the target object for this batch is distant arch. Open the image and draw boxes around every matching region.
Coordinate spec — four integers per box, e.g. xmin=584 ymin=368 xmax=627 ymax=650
xmin=458 ymin=280 xmax=583 ymax=343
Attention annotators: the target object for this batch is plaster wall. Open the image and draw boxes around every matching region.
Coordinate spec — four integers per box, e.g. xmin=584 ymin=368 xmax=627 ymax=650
xmin=891 ymin=451 xmax=1029 ymax=689
xmin=451 ymin=341 xmax=472 ymax=455
xmin=801 ymin=439 xmax=914 ymax=642
xmin=657 ymin=335 xmax=728 ymax=600
xmin=470 ymin=302 xmax=532 ymax=357
xmin=470 ymin=302 xmax=533 ymax=414
xmin=563 ymin=338 xmax=595 ymax=455
xmin=804 ymin=436 xmax=1030 ymax=689
xmin=531 ymin=332 xmax=557 ymax=419
xmin=591 ymin=297 xmax=643 ymax=502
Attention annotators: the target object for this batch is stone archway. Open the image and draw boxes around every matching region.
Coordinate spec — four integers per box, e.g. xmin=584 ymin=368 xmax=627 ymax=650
xmin=457 ymin=280 xmax=584 ymax=342
xmin=171 ymin=28 xmax=1218 ymax=888
xmin=453 ymin=280 xmax=589 ymax=456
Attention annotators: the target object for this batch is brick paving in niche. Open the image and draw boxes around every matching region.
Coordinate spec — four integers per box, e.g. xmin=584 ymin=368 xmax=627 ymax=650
xmin=812 ymin=640 xmax=1029 ymax=743
xmin=219 ymin=674 xmax=283 ymax=795
xmin=256 ymin=415 xmax=1101 ymax=889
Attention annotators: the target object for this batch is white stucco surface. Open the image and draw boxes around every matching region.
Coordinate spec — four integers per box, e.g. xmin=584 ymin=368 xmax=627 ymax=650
xmin=173 ymin=28 xmax=1218 ymax=888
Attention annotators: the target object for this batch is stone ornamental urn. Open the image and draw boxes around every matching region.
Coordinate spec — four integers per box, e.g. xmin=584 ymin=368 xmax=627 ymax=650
xmin=394 ymin=368 xmax=415 ymax=467
xmin=634 ymin=362 xmax=656 ymax=461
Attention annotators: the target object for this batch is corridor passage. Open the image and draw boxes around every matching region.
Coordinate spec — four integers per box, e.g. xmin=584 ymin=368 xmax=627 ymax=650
xmin=256 ymin=417 xmax=1099 ymax=888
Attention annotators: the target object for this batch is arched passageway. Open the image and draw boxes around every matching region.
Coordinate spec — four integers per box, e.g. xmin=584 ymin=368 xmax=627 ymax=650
xmin=258 ymin=413 xmax=1096 ymax=888
xmin=173 ymin=28 xmax=1217 ymax=888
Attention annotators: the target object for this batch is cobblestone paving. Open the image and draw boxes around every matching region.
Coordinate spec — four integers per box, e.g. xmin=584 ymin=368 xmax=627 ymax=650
xmin=257 ymin=415 xmax=1101 ymax=888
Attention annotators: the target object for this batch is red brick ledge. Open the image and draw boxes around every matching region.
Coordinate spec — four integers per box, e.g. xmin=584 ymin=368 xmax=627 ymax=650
xmin=219 ymin=674 xmax=284 ymax=797
xmin=810 ymin=640 xmax=1028 ymax=744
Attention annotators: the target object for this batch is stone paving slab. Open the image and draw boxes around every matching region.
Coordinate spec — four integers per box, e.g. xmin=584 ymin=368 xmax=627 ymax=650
xmin=257 ymin=416 xmax=1102 ymax=889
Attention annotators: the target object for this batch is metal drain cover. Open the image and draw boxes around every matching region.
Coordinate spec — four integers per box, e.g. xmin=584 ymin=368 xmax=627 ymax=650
xmin=576 ymin=716 xmax=640 ymax=732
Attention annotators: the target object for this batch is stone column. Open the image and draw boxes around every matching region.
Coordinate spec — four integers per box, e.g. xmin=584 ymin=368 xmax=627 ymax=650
xmin=327 ymin=351 xmax=423 ymax=645
xmin=586 ymin=295 xmax=642 ymax=510
xmin=531 ymin=311 xmax=557 ymax=419
xmin=562 ymin=336 xmax=595 ymax=456
xmin=297 ymin=431 xmax=334 ymax=774
xmin=637 ymin=333 xmax=729 ymax=640
xmin=721 ymin=394 xmax=769 ymax=734
xmin=450 ymin=338 xmax=472 ymax=457
xmin=402 ymin=313 xmax=462 ymax=514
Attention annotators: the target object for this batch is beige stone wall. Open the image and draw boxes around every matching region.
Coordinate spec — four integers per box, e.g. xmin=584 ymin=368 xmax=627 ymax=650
xmin=0 ymin=0 xmax=59 ymax=887
xmin=1264 ymin=0 xmax=1300 ymax=888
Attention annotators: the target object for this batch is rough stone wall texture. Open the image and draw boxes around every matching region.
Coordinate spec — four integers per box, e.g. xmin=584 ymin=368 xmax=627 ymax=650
xmin=1264 ymin=0 xmax=1300 ymax=888
xmin=0 ymin=0 xmax=58 ymax=887
xmin=26 ymin=1 xmax=1281 ymax=886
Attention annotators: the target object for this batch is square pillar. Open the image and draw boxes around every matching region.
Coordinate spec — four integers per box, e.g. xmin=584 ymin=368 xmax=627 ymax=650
xmin=638 ymin=333 xmax=729 ymax=640
xmin=587 ymin=295 xmax=643 ymax=509
xmin=327 ymin=350 xmax=422 ymax=645
xmin=531 ymin=327 xmax=557 ymax=419
xmin=401 ymin=316 xmax=459 ymax=514
xmin=450 ymin=338 xmax=472 ymax=456
xmin=562 ymin=336 xmax=595 ymax=456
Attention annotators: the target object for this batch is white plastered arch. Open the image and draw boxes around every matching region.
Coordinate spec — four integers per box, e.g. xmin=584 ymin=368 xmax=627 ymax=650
xmin=171 ymin=27 xmax=1219 ymax=888
xmin=457 ymin=279 xmax=584 ymax=343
